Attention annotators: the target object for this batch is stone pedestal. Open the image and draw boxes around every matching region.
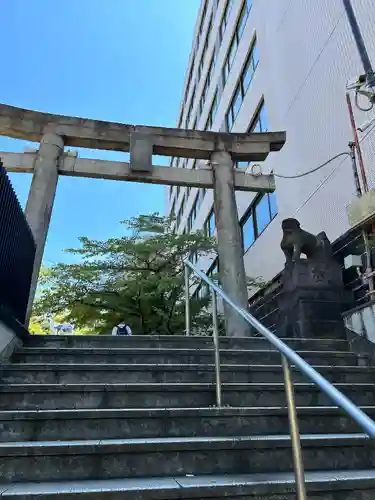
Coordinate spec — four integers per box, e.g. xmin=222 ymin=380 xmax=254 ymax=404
xmin=278 ymin=258 xmax=352 ymax=339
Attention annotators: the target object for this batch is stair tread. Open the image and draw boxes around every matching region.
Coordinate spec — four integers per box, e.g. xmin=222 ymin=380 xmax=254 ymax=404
xmin=2 ymin=363 xmax=367 ymax=371
xmin=26 ymin=334 xmax=349 ymax=341
xmin=16 ymin=347 xmax=353 ymax=354
xmin=1 ymin=381 xmax=374 ymax=391
xmin=1 ymin=405 xmax=374 ymax=420
xmin=0 ymin=433 xmax=369 ymax=455
xmin=2 ymin=469 xmax=375 ymax=497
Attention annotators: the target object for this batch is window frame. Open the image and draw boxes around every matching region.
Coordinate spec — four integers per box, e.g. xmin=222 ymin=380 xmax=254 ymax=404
xmin=225 ymin=38 xmax=259 ymax=131
xmin=240 ymin=190 xmax=277 ymax=252
xmin=222 ymin=0 xmax=253 ymax=86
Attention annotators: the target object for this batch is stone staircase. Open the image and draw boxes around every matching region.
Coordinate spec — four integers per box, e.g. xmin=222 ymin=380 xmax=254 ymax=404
xmin=0 ymin=334 xmax=375 ymax=498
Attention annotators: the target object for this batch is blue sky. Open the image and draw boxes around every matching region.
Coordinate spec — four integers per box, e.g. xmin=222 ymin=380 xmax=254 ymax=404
xmin=1 ymin=0 xmax=199 ymax=264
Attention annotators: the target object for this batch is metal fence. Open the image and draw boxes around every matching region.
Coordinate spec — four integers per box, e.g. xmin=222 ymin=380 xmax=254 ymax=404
xmin=0 ymin=159 xmax=35 ymax=324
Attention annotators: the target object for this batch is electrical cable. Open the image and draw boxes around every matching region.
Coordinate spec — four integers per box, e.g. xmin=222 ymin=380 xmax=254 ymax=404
xmin=247 ymin=152 xmax=351 ymax=179
xmin=355 ymin=91 xmax=374 ymax=112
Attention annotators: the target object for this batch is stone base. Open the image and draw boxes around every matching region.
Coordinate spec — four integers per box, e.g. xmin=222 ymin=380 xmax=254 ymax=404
xmin=278 ymin=288 xmax=351 ymax=339
xmin=277 ymin=259 xmax=353 ymax=339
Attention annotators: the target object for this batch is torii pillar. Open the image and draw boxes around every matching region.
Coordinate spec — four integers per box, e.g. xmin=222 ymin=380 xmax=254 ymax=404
xmin=211 ymin=150 xmax=250 ymax=337
xmin=24 ymin=132 xmax=64 ymax=323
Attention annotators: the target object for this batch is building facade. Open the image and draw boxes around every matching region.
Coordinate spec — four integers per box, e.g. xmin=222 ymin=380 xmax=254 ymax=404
xmin=166 ymin=0 xmax=375 ymax=293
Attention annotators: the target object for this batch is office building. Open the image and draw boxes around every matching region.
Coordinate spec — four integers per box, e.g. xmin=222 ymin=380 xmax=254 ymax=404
xmin=167 ymin=0 xmax=375 ymax=292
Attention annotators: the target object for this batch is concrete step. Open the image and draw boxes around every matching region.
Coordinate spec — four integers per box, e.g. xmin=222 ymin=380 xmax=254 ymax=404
xmin=0 ymin=382 xmax=374 ymax=410
xmin=1 ymin=470 xmax=375 ymax=500
xmin=12 ymin=347 xmax=358 ymax=366
xmin=0 ymin=406 xmax=374 ymax=442
xmin=0 ymin=434 xmax=372 ymax=483
xmin=25 ymin=334 xmax=350 ymax=352
xmin=1 ymin=363 xmax=373 ymax=385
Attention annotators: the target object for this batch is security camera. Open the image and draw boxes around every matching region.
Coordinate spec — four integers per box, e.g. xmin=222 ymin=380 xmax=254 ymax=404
xmin=347 ymin=74 xmax=367 ymax=91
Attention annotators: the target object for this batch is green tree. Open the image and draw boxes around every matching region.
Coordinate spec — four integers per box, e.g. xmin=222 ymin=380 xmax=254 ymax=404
xmin=33 ymin=213 xmax=218 ymax=335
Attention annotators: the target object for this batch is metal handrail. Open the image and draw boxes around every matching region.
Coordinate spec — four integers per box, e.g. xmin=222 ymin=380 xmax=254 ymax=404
xmin=184 ymin=259 xmax=375 ymax=500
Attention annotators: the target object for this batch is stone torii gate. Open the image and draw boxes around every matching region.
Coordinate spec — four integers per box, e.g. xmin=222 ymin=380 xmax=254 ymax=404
xmin=0 ymin=104 xmax=285 ymax=337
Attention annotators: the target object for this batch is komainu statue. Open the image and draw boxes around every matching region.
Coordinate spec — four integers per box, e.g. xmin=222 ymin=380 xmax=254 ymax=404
xmin=278 ymin=218 xmax=350 ymax=339
xmin=280 ymin=218 xmax=332 ymax=267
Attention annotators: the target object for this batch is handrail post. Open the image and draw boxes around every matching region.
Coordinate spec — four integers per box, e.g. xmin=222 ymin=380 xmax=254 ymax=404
xmin=184 ymin=264 xmax=191 ymax=336
xmin=211 ymin=289 xmax=222 ymax=407
xmin=281 ymin=355 xmax=307 ymax=500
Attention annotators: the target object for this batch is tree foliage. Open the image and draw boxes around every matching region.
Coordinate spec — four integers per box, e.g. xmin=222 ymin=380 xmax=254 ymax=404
xmin=33 ymin=214 xmax=218 ymax=335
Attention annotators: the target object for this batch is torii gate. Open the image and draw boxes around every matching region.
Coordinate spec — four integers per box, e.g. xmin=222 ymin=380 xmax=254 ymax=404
xmin=0 ymin=104 xmax=285 ymax=337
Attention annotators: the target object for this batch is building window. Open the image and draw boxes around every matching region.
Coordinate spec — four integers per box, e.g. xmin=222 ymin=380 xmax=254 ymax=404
xmin=237 ymin=3 xmax=248 ymax=39
xmin=223 ymin=36 xmax=238 ymax=84
xmin=269 ymin=190 xmax=277 ymax=219
xmin=205 ymin=209 xmax=216 ymax=236
xmin=191 ymin=250 xmax=198 ymax=264
xmin=185 ymin=85 xmax=196 ymax=128
xmin=236 ymin=161 xmax=249 ymax=168
xmin=240 ymin=191 xmax=277 ymax=252
xmin=220 ymin=0 xmax=234 ymax=40
xmin=198 ymin=0 xmax=208 ymax=36
xmin=200 ymin=55 xmax=215 ymax=115
xmin=206 ymin=90 xmax=218 ymax=130
xmin=180 ymin=194 xmax=186 ymax=215
xmin=225 ymin=39 xmax=259 ymax=131
xmin=183 ymin=65 xmax=194 ymax=115
xmin=169 ymin=198 xmax=176 ymax=219
xmin=198 ymin=12 xmax=213 ymax=80
xmin=191 ymin=194 xmax=198 ymax=221
xmin=242 ymin=38 xmax=259 ymax=92
xmin=197 ymin=283 xmax=210 ymax=299
xmin=249 ymin=100 xmax=268 ymax=132
xmin=176 ymin=185 xmax=180 ymax=199
xmin=207 ymin=258 xmax=219 ymax=284
xmin=212 ymin=39 xmax=219 ymax=68
xmin=234 ymin=101 xmax=268 ymax=167
xmin=207 ymin=55 xmax=215 ymax=84
xmin=198 ymin=187 xmax=206 ymax=207
xmin=241 ymin=211 xmax=255 ymax=251
xmin=187 ymin=195 xmax=198 ymax=233
xmin=222 ymin=0 xmax=253 ymax=86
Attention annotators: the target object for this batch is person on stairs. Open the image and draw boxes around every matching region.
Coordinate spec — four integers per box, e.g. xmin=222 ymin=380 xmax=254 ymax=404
xmin=112 ymin=322 xmax=132 ymax=336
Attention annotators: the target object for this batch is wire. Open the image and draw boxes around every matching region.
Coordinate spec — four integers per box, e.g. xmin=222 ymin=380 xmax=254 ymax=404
xmin=355 ymin=91 xmax=374 ymax=112
xmin=248 ymin=152 xmax=351 ymax=179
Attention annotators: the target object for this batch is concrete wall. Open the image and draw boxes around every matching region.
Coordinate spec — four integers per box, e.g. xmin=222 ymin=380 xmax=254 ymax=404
xmin=168 ymin=0 xmax=375 ymax=288
xmin=0 ymin=320 xmax=21 ymax=364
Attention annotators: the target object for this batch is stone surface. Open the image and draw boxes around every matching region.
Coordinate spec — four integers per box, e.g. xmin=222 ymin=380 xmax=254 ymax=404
xmin=211 ymin=150 xmax=251 ymax=338
xmin=0 ymin=321 xmax=21 ymax=365
xmin=0 ymin=334 xmax=375 ymax=495
xmin=278 ymin=220 xmax=353 ymax=339
xmin=0 ymin=406 xmax=373 ymax=443
xmin=24 ymin=333 xmax=350 ymax=351
xmin=0 ymin=434 xmax=372 ymax=483
xmin=10 ymin=346 xmax=358 ymax=366
xmin=2 ymin=362 xmax=373 ymax=385
xmin=24 ymin=133 xmax=64 ymax=322
xmin=1 ymin=151 xmax=276 ymax=193
xmin=0 ymin=104 xmax=286 ymax=160
xmin=2 ymin=470 xmax=375 ymax=499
